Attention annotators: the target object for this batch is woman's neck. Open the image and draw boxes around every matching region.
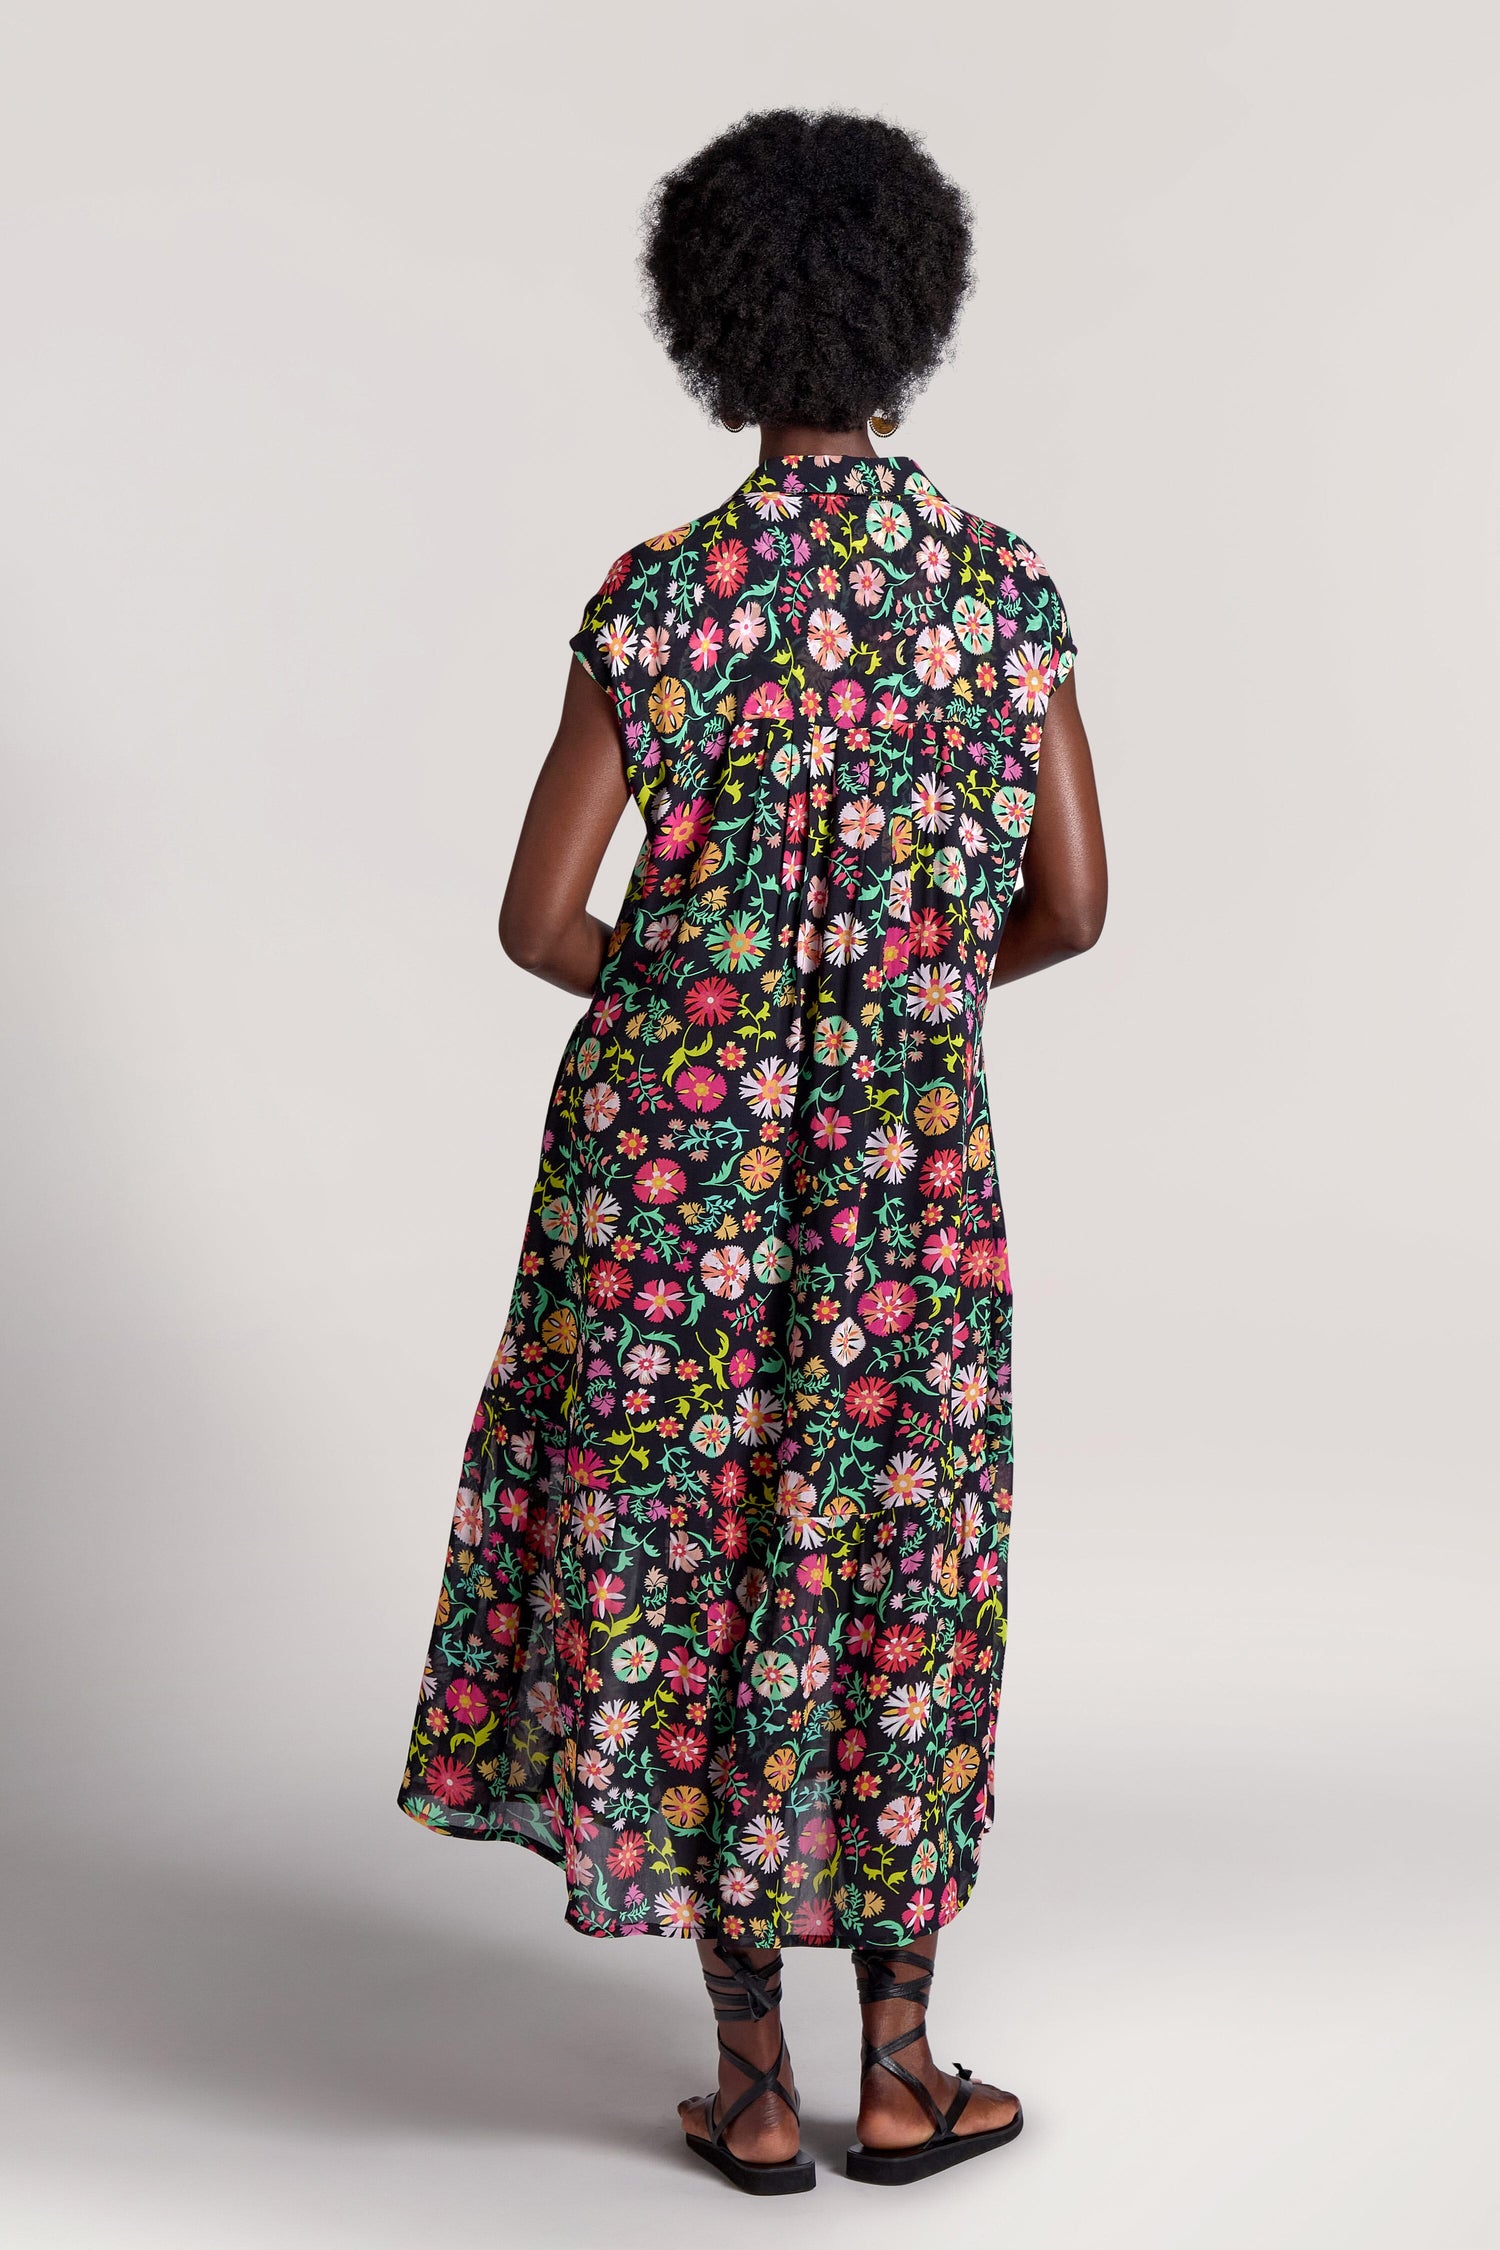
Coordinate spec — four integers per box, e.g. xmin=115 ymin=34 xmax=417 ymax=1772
xmin=756 ymin=422 xmax=879 ymax=463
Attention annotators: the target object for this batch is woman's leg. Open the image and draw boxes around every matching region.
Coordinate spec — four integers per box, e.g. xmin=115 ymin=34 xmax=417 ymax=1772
xmin=852 ymin=1932 xmax=1019 ymax=2149
xmin=677 ymin=1938 xmax=802 ymax=2162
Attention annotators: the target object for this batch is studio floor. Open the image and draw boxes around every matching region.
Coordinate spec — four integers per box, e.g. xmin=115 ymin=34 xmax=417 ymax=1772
xmin=2 ymin=1539 xmax=1492 ymax=2250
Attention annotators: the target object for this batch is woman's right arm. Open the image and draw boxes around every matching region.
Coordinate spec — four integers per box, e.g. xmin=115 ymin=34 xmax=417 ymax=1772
xmin=498 ymin=660 xmax=632 ymax=998
xmin=991 ymin=671 xmax=1107 ymax=984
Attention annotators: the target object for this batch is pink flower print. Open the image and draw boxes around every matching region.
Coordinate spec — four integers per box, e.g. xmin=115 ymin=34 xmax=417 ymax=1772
xmin=1003 ymin=638 xmax=1057 ymax=715
xmin=968 ymin=1553 xmax=1002 ymax=1598
xmin=913 ymin=622 xmax=960 ymax=688
xmin=586 ymin=1570 xmax=627 ymax=1619
xmin=849 ymin=559 xmax=886 ymax=608
xmin=687 ymin=618 xmax=724 ymax=673
xmin=662 ymin=1648 xmax=709 ymax=1694
xmin=706 ymin=1599 xmax=748 ymax=1653
xmin=495 ymin=1487 xmax=530 ymax=1532
xmin=806 ymin=606 xmax=852 ymax=669
xmin=653 ymin=796 xmax=712 ymax=860
xmin=743 ymin=680 xmax=793 ymax=723
xmin=728 ymin=600 xmax=767 ymax=653
xmin=922 ymin=1228 xmax=963 ymax=1275
xmin=486 ymin=1602 xmax=519 ymax=1647
xmin=444 ymin=1678 xmax=488 ymax=1728
xmin=857 ymin=1279 xmax=918 ymax=1333
xmin=423 ymin=1756 xmax=476 ymax=1809
xmin=791 ymin=1895 xmax=835 ymax=1941
xmin=700 ymin=1244 xmax=752 ymax=1299
xmin=902 ymin=1887 xmax=935 ymax=1934
xmin=704 ymin=537 xmax=748 ymax=597
xmin=828 ymin=676 xmax=867 ymax=729
xmin=836 ymin=1727 xmax=867 ymax=1772
xmin=633 ymin=1156 xmax=686 ymax=1204
xmin=566 ymin=1447 xmax=610 ymax=1490
xmin=838 ymin=795 xmax=884 ymax=847
xmin=675 ymin=1065 xmax=727 ymax=1113
xmin=872 ymin=690 xmax=911 ymax=734
xmin=881 ymin=926 xmax=913 ymax=979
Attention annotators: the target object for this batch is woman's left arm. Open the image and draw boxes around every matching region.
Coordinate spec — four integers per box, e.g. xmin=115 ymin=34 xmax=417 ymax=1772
xmin=498 ymin=661 xmax=632 ymax=997
xmin=991 ymin=671 xmax=1107 ymax=984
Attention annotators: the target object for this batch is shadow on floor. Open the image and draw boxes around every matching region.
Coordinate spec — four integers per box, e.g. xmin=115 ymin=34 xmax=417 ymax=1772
xmin=0 ymin=1841 xmax=711 ymax=2153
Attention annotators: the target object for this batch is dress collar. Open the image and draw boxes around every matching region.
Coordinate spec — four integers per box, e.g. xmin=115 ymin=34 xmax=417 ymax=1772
xmin=736 ymin=452 xmax=927 ymax=501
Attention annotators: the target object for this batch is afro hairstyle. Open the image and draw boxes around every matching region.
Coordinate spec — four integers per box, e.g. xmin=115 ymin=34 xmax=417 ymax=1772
xmin=641 ymin=109 xmax=972 ymax=432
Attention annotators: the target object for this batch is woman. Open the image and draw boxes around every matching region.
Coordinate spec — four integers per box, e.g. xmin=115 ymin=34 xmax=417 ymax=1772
xmin=400 ymin=108 xmax=1106 ymax=2192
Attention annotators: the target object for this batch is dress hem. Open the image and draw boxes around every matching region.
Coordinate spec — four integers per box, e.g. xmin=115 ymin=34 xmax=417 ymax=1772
xmin=397 ymin=1791 xmax=983 ymax=1950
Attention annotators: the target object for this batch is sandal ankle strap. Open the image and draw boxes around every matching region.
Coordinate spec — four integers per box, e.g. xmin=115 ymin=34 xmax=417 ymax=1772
xmin=856 ymin=2020 xmax=975 ymax=2144
xmin=702 ymin=1941 xmax=784 ymax=2023
xmin=706 ymin=2026 xmax=802 ymax=2146
xmin=852 ymin=1944 xmax=935 ymax=2010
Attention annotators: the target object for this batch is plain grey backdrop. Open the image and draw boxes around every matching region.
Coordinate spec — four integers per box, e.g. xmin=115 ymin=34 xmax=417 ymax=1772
xmin=2 ymin=2 xmax=1497 ymax=2244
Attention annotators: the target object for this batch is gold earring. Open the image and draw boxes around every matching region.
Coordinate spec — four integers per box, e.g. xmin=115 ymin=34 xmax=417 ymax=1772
xmin=720 ymin=412 xmax=747 ymax=433
xmin=870 ymin=408 xmax=899 ymax=438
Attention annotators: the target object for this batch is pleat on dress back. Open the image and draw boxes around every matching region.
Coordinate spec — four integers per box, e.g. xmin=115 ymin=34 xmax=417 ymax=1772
xmin=400 ymin=452 xmax=1076 ymax=1947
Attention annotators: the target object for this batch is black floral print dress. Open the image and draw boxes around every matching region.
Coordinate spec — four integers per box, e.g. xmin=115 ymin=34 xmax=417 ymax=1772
xmin=400 ymin=453 xmax=1076 ymax=1948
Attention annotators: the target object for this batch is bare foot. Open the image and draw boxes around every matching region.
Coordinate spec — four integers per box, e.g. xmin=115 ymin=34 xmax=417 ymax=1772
xmin=857 ymin=2037 xmax=1019 ymax=2151
xmin=679 ymin=2030 xmax=802 ymax=2163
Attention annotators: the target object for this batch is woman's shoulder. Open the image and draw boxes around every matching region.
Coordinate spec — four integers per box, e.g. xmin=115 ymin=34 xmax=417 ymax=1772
xmin=573 ymin=496 xmax=736 ymax=621
xmin=569 ymin=497 xmax=738 ymax=693
xmin=944 ymin=495 xmax=1077 ymax=666
xmin=945 ymin=493 xmax=1059 ymax=585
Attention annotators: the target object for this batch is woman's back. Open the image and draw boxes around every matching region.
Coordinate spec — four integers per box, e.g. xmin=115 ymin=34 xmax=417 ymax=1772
xmin=400 ymin=106 xmax=1104 ymax=2192
xmin=405 ymin=446 xmax=1078 ymax=1949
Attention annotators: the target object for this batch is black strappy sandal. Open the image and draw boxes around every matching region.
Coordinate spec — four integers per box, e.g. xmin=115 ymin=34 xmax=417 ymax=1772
xmin=845 ymin=1947 xmax=1024 ymax=2185
xmin=681 ymin=1942 xmax=816 ymax=2196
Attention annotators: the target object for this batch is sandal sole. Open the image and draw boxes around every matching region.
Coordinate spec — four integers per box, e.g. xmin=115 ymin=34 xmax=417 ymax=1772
xmin=686 ymin=2133 xmax=817 ymax=2195
xmin=845 ymin=2105 xmax=1024 ymax=2184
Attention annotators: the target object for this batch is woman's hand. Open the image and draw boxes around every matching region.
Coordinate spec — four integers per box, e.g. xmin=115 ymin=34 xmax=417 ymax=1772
xmin=992 ymin=670 xmax=1107 ymax=984
xmin=498 ymin=659 xmax=632 ymax=997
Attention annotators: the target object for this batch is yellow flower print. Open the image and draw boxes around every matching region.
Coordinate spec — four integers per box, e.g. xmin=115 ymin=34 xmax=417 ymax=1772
xmin=942 ymin=1743 xmax=981 ymax=1794
xmin=662 ymin=1785 xmax=710 ymax=1831
xmin=648 ymin=675 xmax=687 ymax=733
xmin=739 ymin=1145 xmax=783 ymax=1192
xmin=763 ymin=1745 xmax=797 ymax=1790
xmin=915 ymin=1084 xmax=961 ymax=1136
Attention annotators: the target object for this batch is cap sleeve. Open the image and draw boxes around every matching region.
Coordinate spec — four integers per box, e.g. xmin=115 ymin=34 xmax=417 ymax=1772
xmin=568 ymin=552 xmax=637 ymax=700
xmin=1051 ymin=584 xmax=1078 ymax=695
xmin=567 ymin=550 xmax=660 ymax=809
xmin=1011 ymin=537 xmax=1076 ymax=703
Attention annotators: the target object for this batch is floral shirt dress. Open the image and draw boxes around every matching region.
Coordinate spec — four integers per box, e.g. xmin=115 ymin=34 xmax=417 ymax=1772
xmin=400 ymin=453 xmax=1076 ymax=1948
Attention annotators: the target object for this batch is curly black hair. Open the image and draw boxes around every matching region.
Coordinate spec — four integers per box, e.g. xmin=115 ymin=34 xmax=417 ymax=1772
xmin=641 ymin=109 xmax=972 ymax=433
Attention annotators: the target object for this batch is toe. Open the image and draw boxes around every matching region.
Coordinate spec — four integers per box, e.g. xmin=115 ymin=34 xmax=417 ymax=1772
xmin=960 ymin=2078 xmax=1019 ymax=2132
xmin=678 ymin=2092 xmax=713 ymax=2142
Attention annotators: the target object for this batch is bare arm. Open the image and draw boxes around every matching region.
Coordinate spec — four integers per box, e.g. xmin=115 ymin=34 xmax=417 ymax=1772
xmin=991 ymin=670 xmax=1107 ymax=984
xmin=498 ymin=658 xmax=633 ymax=997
